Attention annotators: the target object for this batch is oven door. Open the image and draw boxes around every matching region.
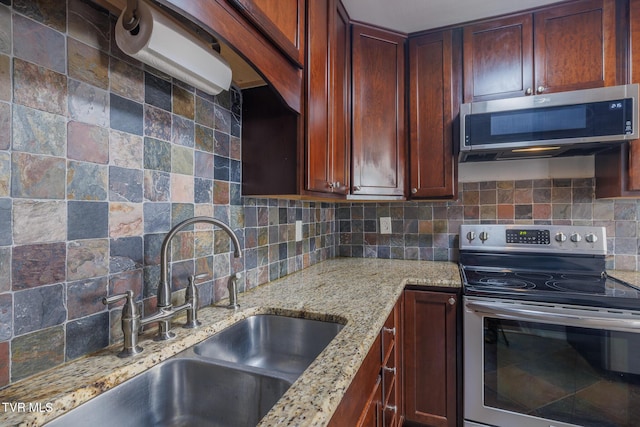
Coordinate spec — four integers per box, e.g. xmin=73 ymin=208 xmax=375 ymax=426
xmin=464 ymin=296 xmax=640 ymax=427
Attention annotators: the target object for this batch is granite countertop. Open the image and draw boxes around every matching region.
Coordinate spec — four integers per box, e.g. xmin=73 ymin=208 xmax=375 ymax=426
xmin=0 ymin=258 xmax=461 ymax=427
xmin=609 ymin=269 xmax=640 ymax=288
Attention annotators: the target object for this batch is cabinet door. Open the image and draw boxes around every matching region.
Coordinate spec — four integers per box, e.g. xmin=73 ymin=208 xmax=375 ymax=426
xmin=329 ymin=334 xmax=382 ymax=426
xmin=306 ymin=0 xmax=332 ymax=193
xmin=628 ymin=0 xmax=640 ymax=191
xmin=360 ymin=376 xmax=383 ymax=427
xmin=306 ymin=0 xmax=350 ymax=195
xmin=351 ymin=24 xmax=406 ymax=198
xmin=595 ymin=0 xmax=639 ymax=197
xmin=404 ymin=290 xmax=459 ymax=427
xmin=463 ymin=14 xmax=533 ymax=102
xmin=409 ymin=30 xmax=459 ymax=199
xmin=229 ymin=0 xmax=306 ymax=66
xmin=329 ymin=1 xmax=351 ymax=195
xmin=534 ymin=0 xmax=616 ymax=94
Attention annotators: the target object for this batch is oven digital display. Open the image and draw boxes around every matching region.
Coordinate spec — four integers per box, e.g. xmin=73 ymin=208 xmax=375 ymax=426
xmin=505 ymin=229 xmax=550 ymax=244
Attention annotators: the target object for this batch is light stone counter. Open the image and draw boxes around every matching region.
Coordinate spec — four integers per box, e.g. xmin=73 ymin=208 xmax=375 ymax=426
xmin=609 ymin=269 xmax=640 ymax=289
xmin=0 ymin=258 xmax=461 ymax=427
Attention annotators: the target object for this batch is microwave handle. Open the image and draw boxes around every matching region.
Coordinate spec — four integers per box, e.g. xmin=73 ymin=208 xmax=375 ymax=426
xmin=466 ymin=299 xmax=640 ymax=333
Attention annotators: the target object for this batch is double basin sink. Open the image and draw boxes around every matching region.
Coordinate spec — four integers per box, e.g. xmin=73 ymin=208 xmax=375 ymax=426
xmin=46 ymin=314 xmax=345 ymax=427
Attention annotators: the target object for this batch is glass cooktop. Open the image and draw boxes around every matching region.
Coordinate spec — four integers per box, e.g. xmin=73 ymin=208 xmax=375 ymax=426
xmin=461 ymin=266 xmax=640 ymax=310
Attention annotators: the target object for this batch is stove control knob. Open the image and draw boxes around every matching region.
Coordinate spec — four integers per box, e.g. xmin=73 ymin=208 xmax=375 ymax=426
xmin=466 ymin=231 xmax=476 ymax=242
xmin=585 ymin=233 xmax=598 ymax=243
xmin=570 ymin=233 xmax=582 ymax=243
xmin=479 ymin=231 xmax=489 ymax=242
xmin=555 ymin=232 xmax=567 ymax=242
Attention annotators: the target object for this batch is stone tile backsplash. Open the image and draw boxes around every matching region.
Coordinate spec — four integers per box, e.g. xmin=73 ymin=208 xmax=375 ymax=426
xmin=0 ymin=0 xmax=336 ymax=388
xmin=2 ymin=0 xmax=640 ymax=392
xmin=338 ymin=179 xmax=640 ymax=272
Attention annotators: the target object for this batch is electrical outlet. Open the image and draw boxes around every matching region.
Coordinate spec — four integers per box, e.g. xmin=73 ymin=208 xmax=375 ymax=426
xmin=295 ymin=220 xmax=303 ymax=241
xmin=379 ymin=217 xmax=392 ymax=235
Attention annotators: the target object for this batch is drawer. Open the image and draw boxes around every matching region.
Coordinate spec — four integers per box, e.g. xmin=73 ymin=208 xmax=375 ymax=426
xmin=383 ymin=379 xmax=399 ymax=427
xmin=381 ymin=307 xmax=397 ymax=361
xmin=382 ymin=343 xmax=396 ymax=406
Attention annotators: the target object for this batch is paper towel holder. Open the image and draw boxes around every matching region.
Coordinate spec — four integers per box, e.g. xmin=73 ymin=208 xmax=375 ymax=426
xmin=115 ymin=0 xmax=233 ymax=95
xmin=121 ymin=0 xmax=140 ymax=31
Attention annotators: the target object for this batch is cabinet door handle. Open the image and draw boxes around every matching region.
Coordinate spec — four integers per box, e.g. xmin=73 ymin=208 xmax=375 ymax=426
xmin=525 ymin=87 xmax=532 ymax=95
xmin=353 ymin=185 xmax=361 ymax=192
xmin=411 ymin=188 xmax=417 ymax=194
xmin=448 ymin=297 xmax=456 ymax=306
xmin=382 ymin=326 xmax=396 ymax=336
xmin=537 ymin=85 xmax=545 ymax=94
xmin=384 ymin=404 xmax=397 ymax=413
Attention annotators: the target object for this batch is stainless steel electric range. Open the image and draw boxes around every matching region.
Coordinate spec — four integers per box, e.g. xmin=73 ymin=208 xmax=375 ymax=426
xmin=460 ymin=224 xmax=640 ymax=427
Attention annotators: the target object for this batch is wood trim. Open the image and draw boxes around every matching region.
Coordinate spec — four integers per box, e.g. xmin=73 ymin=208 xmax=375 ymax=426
xmin=159 ymin=0 xmax=302 ymax=113
xmin=226 ymin=0 xmax=305 ymax=67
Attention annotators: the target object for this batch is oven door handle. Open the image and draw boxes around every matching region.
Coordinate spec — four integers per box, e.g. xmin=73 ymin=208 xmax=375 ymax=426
xmin=466 ymin=300 xmax=640 ymax=332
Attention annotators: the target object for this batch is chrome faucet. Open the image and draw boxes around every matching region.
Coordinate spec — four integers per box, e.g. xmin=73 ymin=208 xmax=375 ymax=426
xmin=104 ymin=216 xmax=242 ymax=356
xmin=155 ymin=216 xmax=242 ymax=340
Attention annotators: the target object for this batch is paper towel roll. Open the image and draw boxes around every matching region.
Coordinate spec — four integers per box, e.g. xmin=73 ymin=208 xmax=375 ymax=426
xmin=115 ymin=0 xmax=232 ymax=95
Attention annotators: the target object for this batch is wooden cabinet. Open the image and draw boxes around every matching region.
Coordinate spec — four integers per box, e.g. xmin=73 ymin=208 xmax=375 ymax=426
xmin=330 ymin=300 xmax=402 ymax=426
xmin=403 ymin=289 xmax=459 ymax=427
xmin=463 ymin=0 xmax=617 ymax=102
xmin=351 ymin=24 xmax=407 ymax=199
xmin=381 ymin=301 xmax=402 ymax=426
xmin=595 ymin=0 xmax=640 ymax=198
xmin=306 ymin=0 xmax=350 ymax=196
xmin=160 ymin=0 xmax=303 ymax=113
xmin=227 ymin=0 xmax=306 ymax=66
xmin=408 ymin=29 xmax=460 ymax=200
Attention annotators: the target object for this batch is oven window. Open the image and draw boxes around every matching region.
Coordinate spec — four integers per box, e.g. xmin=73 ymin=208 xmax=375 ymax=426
xmin=484 ymin=318 xmax=640 ymax=426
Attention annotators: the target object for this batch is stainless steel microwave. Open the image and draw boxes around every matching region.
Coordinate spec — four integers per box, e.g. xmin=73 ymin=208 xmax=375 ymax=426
xmin=459 ymin=84 xmax=639 ymax=162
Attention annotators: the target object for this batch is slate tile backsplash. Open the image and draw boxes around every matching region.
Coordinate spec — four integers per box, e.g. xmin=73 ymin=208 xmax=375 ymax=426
xmin=1 ymin=0 xmax=639 ymax=392
xmin=0 ymin=0 xmax=336 ymax=388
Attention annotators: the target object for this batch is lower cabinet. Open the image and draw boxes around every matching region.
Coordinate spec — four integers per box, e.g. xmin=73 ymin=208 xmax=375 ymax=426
xmin=329 ymin=299 xmax=402 ymax=426
xmin=403 ymin=289 xmax=460 ymax=427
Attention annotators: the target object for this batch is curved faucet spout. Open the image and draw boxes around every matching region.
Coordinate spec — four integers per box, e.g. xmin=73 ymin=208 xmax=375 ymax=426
xmin=158 ymin=216 xmax=242 ymax=310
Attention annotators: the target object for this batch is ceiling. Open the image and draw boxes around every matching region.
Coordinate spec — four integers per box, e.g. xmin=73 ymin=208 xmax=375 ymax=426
xmin=340 ymin=0 xmax=568 ymax=33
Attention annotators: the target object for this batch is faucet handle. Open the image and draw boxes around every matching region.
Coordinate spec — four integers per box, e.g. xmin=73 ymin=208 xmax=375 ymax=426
xmin=184 ymin=274 xmax=207 ymax=329
xmin=103 ymin=290 xmax=140 ymax=319
xmin=226 ymin=273 xmax=242 ymax=310
xmin=190 ymin=273 xmax=210 ymax=284
xmin=102 ymin=290 xmax=143 ymax=357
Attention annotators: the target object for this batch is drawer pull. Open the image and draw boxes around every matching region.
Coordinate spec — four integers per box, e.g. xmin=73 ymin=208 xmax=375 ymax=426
xmin=384 ymin=404 xmax=397 ymax=413
xmin=382 ymin=326 xmax=396 ymax=335
xmin=382 ymin=366 xmax=396 ymax=374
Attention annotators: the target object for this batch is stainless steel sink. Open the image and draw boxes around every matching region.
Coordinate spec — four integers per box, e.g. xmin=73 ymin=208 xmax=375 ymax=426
xmin=45 ymin=314 xmax=344 ymax=427
xmin=192 ymin=314 xmax=345 ymax=379
xmin=45 ymin=358 xmax=293 ymax=427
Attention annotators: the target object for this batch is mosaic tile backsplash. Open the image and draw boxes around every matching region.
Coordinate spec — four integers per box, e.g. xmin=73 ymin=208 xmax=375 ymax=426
xmin=2 ymin=0 xmax=640 ymax=391
xmin=0 ymin=0 xmax=336 ymax=388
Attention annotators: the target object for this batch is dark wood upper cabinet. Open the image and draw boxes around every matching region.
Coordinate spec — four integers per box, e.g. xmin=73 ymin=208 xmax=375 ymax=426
xmin=351 ymin=24 xmax=407 ymax=199
xmin=463 ymin=0 xmax=617 ymax=103
xmin=404 ymin=289 xmax=460 ymax=427
xmin=408 ymin=29 xmax=461 ymax=200
xmin=463 ymin=14 xmax=534 ymax=102
xmin=227 ymin=0 xmax=306 ymax=67
xmin=534 ymin=0 xmax=616 ymax=93
xmin=595 ymin=0 xmax=640 ymax=198
xmin=306 ymin=0 xmax=351 ymax=196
